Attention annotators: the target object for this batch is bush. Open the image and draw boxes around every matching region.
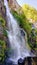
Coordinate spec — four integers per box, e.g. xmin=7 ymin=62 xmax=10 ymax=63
xmin=3 ymin=29 xmax=8 ymax=37
xmin=0 ymin=16 xmax=6 ymax=27
xmin=0 ymin=40 xmax=6 ymax=63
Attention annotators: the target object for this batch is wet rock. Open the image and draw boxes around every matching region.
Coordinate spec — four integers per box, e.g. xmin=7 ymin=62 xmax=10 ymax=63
xmin=24 ymin=57 xmax=37 ymax=65
xmin=32 ymin=57 xmax=37 ymax=65
xmin=18 ymin=58 xmax=24 ymax=65
xmin=20 ymin=29 xmax=25 ymax=37
xmin=27 ymin=57 xmax=32 ymax=65
xmin=5 ymin=58 xmax=12 ymax=65
xmin=5 ymin=58 xmax=18 ymax=65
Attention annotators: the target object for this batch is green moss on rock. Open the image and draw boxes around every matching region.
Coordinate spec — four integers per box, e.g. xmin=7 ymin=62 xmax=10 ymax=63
xmin=0 ymin=16 xmax=6 ymax=27
xmin=3 ymin=29 xmax=8 ymax=37
xmin=0 ymin=40 xmax=6 ymax=63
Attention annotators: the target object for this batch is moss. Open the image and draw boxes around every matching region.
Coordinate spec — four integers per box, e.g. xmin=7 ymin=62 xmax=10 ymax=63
xmin=22 ymin=4 xmax=37 ymax=22
xmin=28 ymin=29 xmax=37 ymax=50
xmin=0 ymin=40 xmax=6 ymax=63
xmin=3 ymin=29 xmax=8 ymax=37
xmin=0 ymin=16 xmax=6 ymax=27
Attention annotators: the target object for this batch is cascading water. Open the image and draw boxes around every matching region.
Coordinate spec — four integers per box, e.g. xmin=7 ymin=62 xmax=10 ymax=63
xmin=4 ymin=0 xmax=35 ymax=63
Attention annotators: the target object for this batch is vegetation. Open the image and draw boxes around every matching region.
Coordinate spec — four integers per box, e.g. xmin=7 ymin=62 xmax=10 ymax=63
xmin=28 ymin=29 xmax=37 ymax=50
xmin=0 ymin=16 xmax=6 ymax=27
xmin=3 ymin=29 xmax=8 ymax=37
xmin=0 ymin=16 xmax=7 ymax=63
xmin=22 ymin=4 xmax=37 ymax=22
xmin=0 ymin=40 xmax=6 ymax=63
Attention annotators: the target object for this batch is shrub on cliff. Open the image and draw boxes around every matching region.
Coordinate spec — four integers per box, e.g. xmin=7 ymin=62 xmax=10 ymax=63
xmin=0 ymin=16 xmax=6 ymax=27
xmin=0 ymin=40 xmax=6 ymax=63
xmin=22 ymin=4 xmax=37 ymax=22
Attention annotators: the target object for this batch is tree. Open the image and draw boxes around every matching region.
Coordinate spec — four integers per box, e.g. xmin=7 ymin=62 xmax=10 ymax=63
xmin=22 ymin=4 xmax=37 ymax=22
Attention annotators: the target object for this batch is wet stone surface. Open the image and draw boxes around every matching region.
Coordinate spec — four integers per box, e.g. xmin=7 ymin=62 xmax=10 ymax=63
xmin=18 ymin=58 xmax=24 ymax=65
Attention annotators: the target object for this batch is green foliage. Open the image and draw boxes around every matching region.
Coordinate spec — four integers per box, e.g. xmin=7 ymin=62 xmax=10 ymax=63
xmin=0 ymin=40 xmax=6 ymax=63
xmin=22 ymin=4 xmax=37 ymax=22
xmin=28 ymin=29 xmax=37 ymax=50
xmin=0 ymin=16 xmax=6 ymax=27
xmin=3 ymin=29 xmax=8 ymax=37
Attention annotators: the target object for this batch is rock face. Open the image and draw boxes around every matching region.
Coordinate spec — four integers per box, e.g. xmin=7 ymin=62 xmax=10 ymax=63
xmin=24 ymin=57 xmax=37 ymax=65
xmin=0 ymin=0 xmax=6 ymax=39
xmin=8 ymin=0 xmax=20 ymax=10
xmin=8 ymin=0 xmax=23 ymax=14
xmin=0 ymin=0 xmax=6 ymax=19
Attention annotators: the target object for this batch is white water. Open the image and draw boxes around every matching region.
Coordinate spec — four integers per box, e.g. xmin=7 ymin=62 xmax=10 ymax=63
xmin=4 ymin=0 xmax=34 ymax=63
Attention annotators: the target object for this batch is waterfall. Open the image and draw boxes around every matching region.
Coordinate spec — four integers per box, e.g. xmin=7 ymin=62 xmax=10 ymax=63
xmin=4 ymin=0 xmax=35 ymax=63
